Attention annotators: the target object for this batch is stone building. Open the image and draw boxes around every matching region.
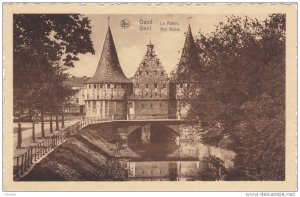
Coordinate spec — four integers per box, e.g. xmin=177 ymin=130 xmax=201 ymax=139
xmin=65 ymin=76 xmax=89 ymax=114
xmin=172 ymin=24 xmax=200 ymax=119
xmin=129 ymin=40 xmax=170 ymax=120
xmin=83 ymin=25 xmax=133 ymax=120
xmin=69 ymin=24 xmax=198 ymax=120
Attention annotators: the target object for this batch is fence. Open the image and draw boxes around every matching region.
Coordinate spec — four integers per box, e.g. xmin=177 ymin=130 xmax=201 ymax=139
xmin=80 ymin=117 xmax=112 ymax=128
xmin=13 ymin=121 xmax=81 ymax=180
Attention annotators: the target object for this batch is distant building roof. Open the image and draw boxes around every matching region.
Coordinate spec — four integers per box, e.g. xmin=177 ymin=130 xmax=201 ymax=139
xmin=87 ymin=26 xmax=132 ymax=84
xmin=66 ymin=76 xmax=90 ymax=87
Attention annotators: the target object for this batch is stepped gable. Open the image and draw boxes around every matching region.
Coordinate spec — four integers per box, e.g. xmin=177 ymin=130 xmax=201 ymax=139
xmin=87 ymin=26 xmax=131 ymax=84
xmin=134 ymin=39 xmax=165 ymax=75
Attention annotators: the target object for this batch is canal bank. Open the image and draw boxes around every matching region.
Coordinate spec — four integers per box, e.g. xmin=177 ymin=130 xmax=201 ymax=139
xmin=21 ymin=123 xmax=235 ymax=181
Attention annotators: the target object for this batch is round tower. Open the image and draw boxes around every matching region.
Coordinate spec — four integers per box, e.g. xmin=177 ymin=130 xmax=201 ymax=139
xmin=84 ymin=25 xmax=132 ymax=120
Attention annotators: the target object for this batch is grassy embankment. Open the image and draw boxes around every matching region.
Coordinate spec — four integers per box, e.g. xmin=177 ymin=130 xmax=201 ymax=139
xmin=21 ymin=125 xmax=140 ymax=181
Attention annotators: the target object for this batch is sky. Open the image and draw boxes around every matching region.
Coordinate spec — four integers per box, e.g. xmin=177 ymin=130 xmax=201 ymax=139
xmin=68 ymin=14 xmax=269 ymax=78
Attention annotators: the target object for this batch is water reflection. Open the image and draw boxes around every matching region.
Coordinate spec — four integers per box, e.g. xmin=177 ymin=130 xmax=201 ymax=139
xmin=126 ymin=124 xmax=235 ymax=181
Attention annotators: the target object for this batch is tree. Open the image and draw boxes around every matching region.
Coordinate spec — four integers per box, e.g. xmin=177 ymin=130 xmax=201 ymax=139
xmin=189 ymin=155 xmax=227 ymax=181
xmin=175 ymin=14 xmax=285 ymax=180
xmin=14 ymin=14 xmax=95 ymax=142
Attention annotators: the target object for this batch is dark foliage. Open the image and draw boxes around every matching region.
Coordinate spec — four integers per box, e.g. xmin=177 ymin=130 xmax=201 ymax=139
xmin=175 ymin=14 xmax=285 ymax=180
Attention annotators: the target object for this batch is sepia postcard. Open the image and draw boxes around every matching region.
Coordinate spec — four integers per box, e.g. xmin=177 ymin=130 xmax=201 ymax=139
xmin=3 ymin=3 xmax=297 ymax=191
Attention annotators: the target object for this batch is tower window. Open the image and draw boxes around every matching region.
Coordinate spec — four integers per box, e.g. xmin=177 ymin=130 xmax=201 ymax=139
xmin=146 ymin=84 xmax=149 ymax=88
xmin=154 ymin=83 xmax=157 ymax=88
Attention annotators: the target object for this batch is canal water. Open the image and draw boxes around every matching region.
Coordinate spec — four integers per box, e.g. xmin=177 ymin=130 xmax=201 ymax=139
xmin=125 ymin=125 xmax=235 ymax=181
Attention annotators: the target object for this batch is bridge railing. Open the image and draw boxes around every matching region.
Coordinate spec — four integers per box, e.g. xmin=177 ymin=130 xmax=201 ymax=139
xmin=127 ymin=114 xmax=178 ymax=120
xmin=13 ymin=121 xmax=81 ymax=180
xmin=79 ymin=114 xmax=183 ymax=128
xmin=79 ymin=117 xmax=113 ymax=128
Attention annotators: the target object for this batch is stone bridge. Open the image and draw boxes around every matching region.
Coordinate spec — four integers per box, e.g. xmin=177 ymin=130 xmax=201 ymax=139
xmin=82 ymin=119 xmax=191 ymax=146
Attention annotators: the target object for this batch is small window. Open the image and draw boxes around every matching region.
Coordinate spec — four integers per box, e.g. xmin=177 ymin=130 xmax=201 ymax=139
xmin=142 ymin=104 xmax=144 ymax=108
xmin=145 ymin=92 xmax=148 ymax=96
xmin=161 ymin=71 xmax=164 ymax=75
xmin=94 ymin=84 xmax=96 ymax=89
xmin=100 ymin=84 xmax=103 ymax=88
xmin=89 ymin=84 xmax=91 ymax=89
xmin=136 ymin=83 xmax=139 ymax=88
xmin=163 ymin=84 xmax=166 ymax=88
xmin=154 ymin=83 xmax=157 ymax=88
xmin=180 ymin=84 xmax=183 ymax=88
xmin=159 ymin=103 xmax=162 ymax=107
xmin=146 ymin=84 xmax=148 ymax=88
xmin=76 ymin=98 xmax=79 ymax=103
xmin=107 ymin=84 xmax=110 ymax=88
xmin=121 ymin=84 xmax=124 ymax=88
xmin=146 ymin=71 xmax=148 ymax=75
xmin=150 ymin=104 xmax=153 ymax=108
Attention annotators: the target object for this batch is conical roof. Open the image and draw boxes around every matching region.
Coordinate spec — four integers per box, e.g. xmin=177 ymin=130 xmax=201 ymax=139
xmin=180 ymin=24 xmax=198 ymax=65
xmin=87 ymin=26 xmax=131 ymax=84
xmin=175 ymin=24 xmax=200 ymax=82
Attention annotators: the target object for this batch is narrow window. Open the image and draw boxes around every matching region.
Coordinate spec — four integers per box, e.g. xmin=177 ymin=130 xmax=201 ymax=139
xmin=89 ymin=84 xmax=91 ymax=89
xmin=154 ymin=83 xmax=157 ymax=88
xmin=94 ymin=84 xmax=96 ymax=89
xmin=161 ymin=71 xmax=164 ymax=75
xmin=146 ymin=84 xmax=148 ymax=88
xmin=100 ymin=84 xmax=103 ymax=88
xmin=163 ymin=84 xmax=166 ymax=88
xmin=146 ymin=71 xmax=148 ymax=75
xmin=142 ymin=104 xmax=144 ymax=108
xmin=150 ymin=104 xmax=153 ymax=108
xmin=180 ymin=84 xmax=183 ymax=88
xmin=107 ymin=84 xmax=110 ymax=88
xmin=136 ymin=83 xmax=139 ymax=88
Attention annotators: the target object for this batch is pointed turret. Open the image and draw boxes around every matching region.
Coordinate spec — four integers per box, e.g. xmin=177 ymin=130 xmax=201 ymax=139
xmin=88 ymin=26 xmax=131 ymax=83
xmin=175 ymin=24 xmax=199 ymax=82
xmin=179 ymin=24 xmax=198 ymax=66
